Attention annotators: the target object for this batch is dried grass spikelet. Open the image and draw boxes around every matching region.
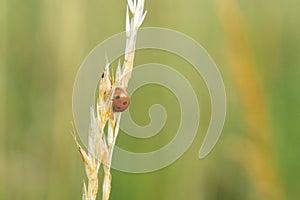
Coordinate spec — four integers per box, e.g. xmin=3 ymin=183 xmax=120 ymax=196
xmin=73 ymin=1 xmax=147 ymax=200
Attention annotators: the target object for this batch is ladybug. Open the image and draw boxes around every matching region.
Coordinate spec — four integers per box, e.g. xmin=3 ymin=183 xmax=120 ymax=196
xmin=112 ymin=87 xmax=130 ymax=112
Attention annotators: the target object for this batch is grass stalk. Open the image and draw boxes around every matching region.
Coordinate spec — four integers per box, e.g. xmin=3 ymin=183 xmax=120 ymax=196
xmin=215 ymin=0 xmax=285 ymax=199
xmin=73 ymin=1 xmax=147 ymax=200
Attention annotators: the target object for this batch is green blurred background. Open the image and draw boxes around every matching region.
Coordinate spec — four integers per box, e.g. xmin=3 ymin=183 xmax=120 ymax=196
xmin=1 ymin=0 xmax=300 ymax=199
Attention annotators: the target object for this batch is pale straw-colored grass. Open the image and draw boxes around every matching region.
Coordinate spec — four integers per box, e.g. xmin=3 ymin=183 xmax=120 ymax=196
xmin=73 ymin=1 xmax=147 ymax=200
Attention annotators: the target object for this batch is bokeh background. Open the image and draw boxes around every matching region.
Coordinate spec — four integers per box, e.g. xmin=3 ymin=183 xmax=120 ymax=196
xmin=1 ymin=0 xmax=300 ymax=199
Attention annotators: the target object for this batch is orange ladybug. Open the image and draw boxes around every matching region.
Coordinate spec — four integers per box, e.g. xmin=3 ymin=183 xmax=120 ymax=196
xmin=112 ymin=87 xmax=130 ymax=112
